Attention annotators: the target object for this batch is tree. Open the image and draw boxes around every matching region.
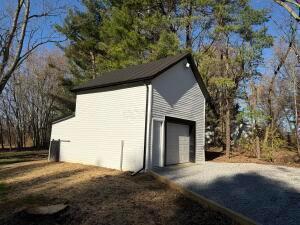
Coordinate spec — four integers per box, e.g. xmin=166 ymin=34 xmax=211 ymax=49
xmin=282 ymin=47 xmax=300 ymax=155
xmin=56 ymin=0 xmax=181 ymax=87
xmin=198 ymin=0 xmax=272 ymax=157
xmin=236 ymin=37 xmax=300 ymax=159
xmin=0 ymin=0 xmax=62 ymax=94
xmin=100 ymin=1 xmax=181 ymax=67
xmin=0 ymin=50 xmax=69 ymax=149
xmin=263 ymin=20 xmax=300 ymax=155
xmin=56 ymin=0 xmax=109 ymax=84
xmin=274 ymin=0 xmax=300 ymax=21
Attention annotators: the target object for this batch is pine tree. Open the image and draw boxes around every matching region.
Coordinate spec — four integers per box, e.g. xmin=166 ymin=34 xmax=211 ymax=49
xmin=55 ymin=0 xmax=110 ymax=85
xmin=56 ymin=0 xmax=181 ymax=87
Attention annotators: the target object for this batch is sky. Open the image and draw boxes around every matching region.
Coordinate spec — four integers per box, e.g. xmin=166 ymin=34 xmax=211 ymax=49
xmin=251 ymin=0 xmax=300 ymax=73
xmin=0 ymin=0 xmax=83 ymax=48
xmin=0 ymin=0 xmax=299 ymax=72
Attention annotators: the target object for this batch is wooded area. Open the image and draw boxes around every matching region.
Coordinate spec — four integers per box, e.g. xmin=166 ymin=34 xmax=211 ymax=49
xmin=0 ymin=0 xmax=299 ymax=163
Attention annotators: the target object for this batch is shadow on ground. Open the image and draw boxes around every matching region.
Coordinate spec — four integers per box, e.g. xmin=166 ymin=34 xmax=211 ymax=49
xmin=0 ymin=161 xmax=238 ymax=225
xmin=205 ymin=151 xmax=224 ymax=161
xmin=156 ymin=167 xmax=300 ymax=225
xmin=0 ymin=150 xmax=48 ymax=165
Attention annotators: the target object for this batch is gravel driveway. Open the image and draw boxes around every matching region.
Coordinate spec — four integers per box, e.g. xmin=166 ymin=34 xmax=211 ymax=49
xmin=153 ymin=162 xmax=300 ymax=225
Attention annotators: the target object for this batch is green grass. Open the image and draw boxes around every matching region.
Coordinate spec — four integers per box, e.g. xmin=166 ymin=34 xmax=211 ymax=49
xmin=0 ymin=150 xmax=48 ymax=166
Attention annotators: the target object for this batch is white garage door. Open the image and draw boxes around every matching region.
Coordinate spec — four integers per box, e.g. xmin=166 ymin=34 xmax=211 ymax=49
xmin=166 ymin=122 xmax=190 ymax=165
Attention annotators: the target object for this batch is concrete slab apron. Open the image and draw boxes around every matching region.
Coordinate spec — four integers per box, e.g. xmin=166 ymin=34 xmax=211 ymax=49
xmin=153 ymin=162 xmax=300 ymax=225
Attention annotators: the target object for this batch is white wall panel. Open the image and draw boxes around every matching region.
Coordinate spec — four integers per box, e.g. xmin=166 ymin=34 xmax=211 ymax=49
xmin=51 ymin=85 xmax=147 ymax=171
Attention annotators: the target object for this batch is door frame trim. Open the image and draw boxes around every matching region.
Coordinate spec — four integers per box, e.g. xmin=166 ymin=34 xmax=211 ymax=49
xmin=164 ymin=116 xmax=196 ymax=166
xmin=151 ymin=118 xmax=165 ymax=168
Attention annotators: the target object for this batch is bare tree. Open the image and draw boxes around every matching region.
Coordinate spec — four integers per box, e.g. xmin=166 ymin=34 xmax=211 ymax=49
xmin=282 ymin=53 xmax=300 ymax=155
xmin=270 ymin=19 xmax=300 ymax=155
xmin=0 ymin=50 xmax=70 ymax=150
xmin=0 ymin=0 xmax=62 ymax=94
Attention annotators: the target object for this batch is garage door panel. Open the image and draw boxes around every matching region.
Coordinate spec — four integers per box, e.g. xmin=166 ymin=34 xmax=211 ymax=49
xmin=166 ymin=122 xmax=190 ymax=165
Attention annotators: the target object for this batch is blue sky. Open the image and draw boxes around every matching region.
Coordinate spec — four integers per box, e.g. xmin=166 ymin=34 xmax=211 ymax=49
xmin=0 ymin=0 xmax=82 ymax=53
xmin=0 ymin=0 xmax=298 ymax=70
xmin=250 ymin=0 xmax=299 ymax=73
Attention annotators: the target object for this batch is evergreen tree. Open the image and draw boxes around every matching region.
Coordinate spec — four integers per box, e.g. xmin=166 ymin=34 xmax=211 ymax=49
xmin=56 ymin=0 xmax=110 ymax=85
xmin=99 ymin=0 xmax=180 ymax=69
xmin=56 ymin=0 xmax=181 ymax=86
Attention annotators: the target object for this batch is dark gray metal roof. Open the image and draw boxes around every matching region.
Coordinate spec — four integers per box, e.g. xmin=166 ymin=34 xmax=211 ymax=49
xmin=52 ymin=114 xmax=75 ymax=124
xmin=72 ymin=52 xmax=191 ymax=92
xmin=71 ymin=52 xmax=212 ymax=103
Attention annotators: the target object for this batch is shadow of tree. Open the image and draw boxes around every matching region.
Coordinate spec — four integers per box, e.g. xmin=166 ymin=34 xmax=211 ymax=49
xmin=0 ymin=161 xmax=237 ymax=225
xmin=7 ymin=168 xmax=88 ymax=191
xmin=0 ymin=152 xmax=48 ymax=160
xmin=0 ymin=151 xmax=48 ymax=166
xmin=156 ymin=167 xmax=300 ymax=225
xmin=0 ymin=161 xmax=53 ymax=178
xmin=205 ymin=151 xmax=224 ymax=161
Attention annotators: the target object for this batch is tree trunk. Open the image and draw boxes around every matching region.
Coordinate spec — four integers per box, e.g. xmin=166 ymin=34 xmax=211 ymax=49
xmin=90 ymin=51 xmax=96 ymax=79
xmin=23 ymin=131 xmax=26 ymax=148
xmin=256 ymin=136 xmax=261 ymax=159
xmin=0 ymin=120 xmax=4 ymax=149
xmin=225 ymin=106 xmax=231 ymax=158
xmin=293 ymin=75 xmax=300 ymax=155
xmin=6 ymin=119 xmax=12 ymax=150
xmin=0 ymin=0 xmax=31 ymax=94
xmin=16 ymin=125 xmax=22 ymax=150
xmin=263 ymin=126 xmax=269 ymax=150
xmin=185 ymin=1 xmax=193 ymax=49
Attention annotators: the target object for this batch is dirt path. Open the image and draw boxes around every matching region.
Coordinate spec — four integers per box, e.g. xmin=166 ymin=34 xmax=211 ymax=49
xmin=0 ymin=160 xmax=238 ymax=225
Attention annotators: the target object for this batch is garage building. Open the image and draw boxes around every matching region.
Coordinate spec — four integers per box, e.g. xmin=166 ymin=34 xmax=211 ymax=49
xmin=50 ymin=52 xmax=210 ymax=172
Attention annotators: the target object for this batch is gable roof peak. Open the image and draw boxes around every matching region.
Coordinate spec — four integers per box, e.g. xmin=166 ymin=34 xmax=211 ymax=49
xmin=72 ymin=52 xmax=191 ymax=92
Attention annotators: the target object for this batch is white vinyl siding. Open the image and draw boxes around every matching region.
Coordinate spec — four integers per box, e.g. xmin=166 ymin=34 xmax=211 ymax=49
xmin=51 ymin=85 xmax=147 ymax=171
xmin=51 ymin=117 xmax=75 ymax=162
xmin=150 ymin=59 xmax=206 ymax=164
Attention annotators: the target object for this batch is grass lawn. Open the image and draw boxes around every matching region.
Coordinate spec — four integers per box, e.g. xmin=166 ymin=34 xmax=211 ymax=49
xmin=0 ymin=152 xmax=238 ymax=225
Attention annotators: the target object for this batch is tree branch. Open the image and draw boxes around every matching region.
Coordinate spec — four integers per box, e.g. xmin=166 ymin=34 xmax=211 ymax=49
xmin=0 ymin=0 xmax=30 ymax=94
xmin=274 ymin=0 xmax=300 ymax=21
xmin=0 ymin=0 xmax=24 ymax=76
